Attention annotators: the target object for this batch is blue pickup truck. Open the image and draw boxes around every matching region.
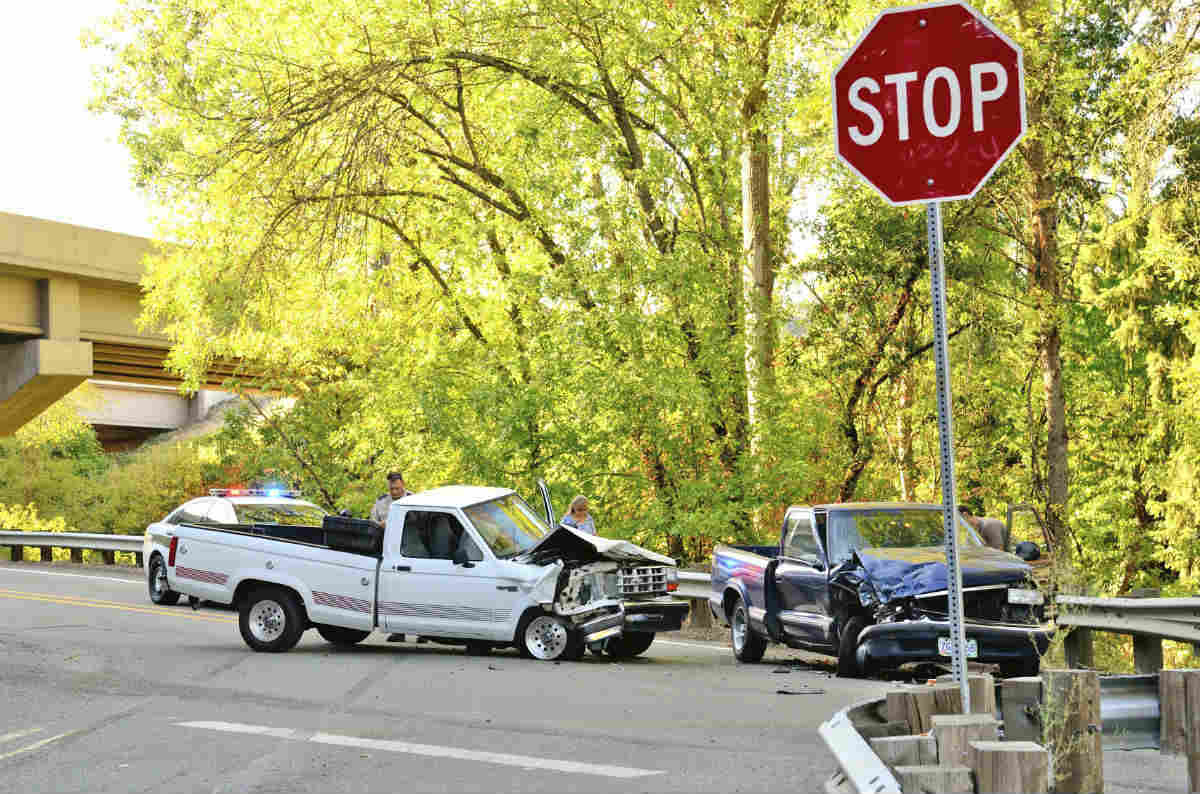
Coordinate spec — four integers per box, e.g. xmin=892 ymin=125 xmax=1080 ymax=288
xmin=709 ymin=502 xmax=1051 ymax=678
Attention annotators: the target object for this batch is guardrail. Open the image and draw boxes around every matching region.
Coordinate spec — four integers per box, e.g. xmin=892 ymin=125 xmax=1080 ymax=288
xmin=0 ymin=530 xmax=143 ymax=565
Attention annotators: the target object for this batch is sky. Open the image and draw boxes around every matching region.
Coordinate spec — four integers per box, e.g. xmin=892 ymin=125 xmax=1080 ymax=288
xmin=1 ymin=2 xmax=155 ymax=238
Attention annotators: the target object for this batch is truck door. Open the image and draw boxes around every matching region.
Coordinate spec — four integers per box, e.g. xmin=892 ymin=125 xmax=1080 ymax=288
xmin=775 ymin=509 xmax=833 ymax=647
xmin=378 ymin=510 xmax=513 ymax=642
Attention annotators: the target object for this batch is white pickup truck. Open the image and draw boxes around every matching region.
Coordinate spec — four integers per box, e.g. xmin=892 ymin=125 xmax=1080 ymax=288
xmin=143 ymin=485 xmax=689 ymax=661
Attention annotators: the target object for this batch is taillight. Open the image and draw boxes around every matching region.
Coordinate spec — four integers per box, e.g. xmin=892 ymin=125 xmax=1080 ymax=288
xmin=168 ymin=536 xmax=179 ymax=567
xmin=666 ymin=567 xmax=678 ymax=592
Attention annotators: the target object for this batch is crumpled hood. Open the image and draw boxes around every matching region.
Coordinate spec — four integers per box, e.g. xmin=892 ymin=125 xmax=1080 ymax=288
xmin=516 ymin=525 xmax=676 ymax=567
xmin=852 ymin=544 xmax=1032 ymax=602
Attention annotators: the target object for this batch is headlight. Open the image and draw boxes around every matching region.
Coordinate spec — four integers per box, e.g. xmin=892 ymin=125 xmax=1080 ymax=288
xmin=1007 ymin=588 xmax=1044 ymax=605
xmin=666 ymin=567 xmax=678 ymax=592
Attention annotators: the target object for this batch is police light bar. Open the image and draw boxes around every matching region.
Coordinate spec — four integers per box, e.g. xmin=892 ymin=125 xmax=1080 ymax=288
xmin=209 ymin=488 xmax=301 ymax=498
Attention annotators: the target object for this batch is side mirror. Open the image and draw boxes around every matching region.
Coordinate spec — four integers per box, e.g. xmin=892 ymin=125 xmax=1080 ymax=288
xmin=453 ymin=548 xmax=475 ymax=568
xmin=338 ymin=509 xmax=352 ymax=517
xmin=1014 ymin=541 xmax=1040 ymax=562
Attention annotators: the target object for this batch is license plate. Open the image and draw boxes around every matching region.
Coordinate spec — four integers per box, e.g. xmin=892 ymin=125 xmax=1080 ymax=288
xmin=938 ymin=636 xmax=978 ymax=658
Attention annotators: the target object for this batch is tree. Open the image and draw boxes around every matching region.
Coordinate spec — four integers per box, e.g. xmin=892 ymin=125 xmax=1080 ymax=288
xmin=90 ymin=0 xmax=842 ymax=553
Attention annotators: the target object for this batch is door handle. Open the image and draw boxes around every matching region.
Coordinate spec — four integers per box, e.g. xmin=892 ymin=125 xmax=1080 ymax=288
xmin=394 ymin=565 xmax=412 ymax=572
xmin=496 ymin=585 xmax=518 ymax=592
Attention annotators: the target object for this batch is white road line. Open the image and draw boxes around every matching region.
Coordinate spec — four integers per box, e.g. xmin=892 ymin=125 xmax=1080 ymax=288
xmin=0 ymin=568 xmax=141 ymax=586
xmin=0 ymin=728 xmax=43 ymax=744
xmin=178 ymin=721 xmax=663 ymax=779
xmin=0 ymin=730 xmax=78 ymax=762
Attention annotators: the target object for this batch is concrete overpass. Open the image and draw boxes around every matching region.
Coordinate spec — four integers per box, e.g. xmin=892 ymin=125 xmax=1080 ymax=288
xmin=0 ymin=211 xmax=239 ymax=439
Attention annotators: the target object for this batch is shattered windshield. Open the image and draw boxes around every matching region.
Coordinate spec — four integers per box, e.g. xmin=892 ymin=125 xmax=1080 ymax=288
xmin=463 ymin=494 xmax=550 ymax=558
xmin=826 ymin=509 xmax=981 ymax=566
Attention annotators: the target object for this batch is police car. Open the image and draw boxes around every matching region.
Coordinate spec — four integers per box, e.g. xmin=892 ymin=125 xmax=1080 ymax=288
xmin=143 ymin=488 xmax=326 ymax=605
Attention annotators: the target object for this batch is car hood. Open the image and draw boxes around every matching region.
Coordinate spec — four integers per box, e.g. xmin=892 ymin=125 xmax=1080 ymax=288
xmin=850 ymin=544 xmax=1032 ymax=602
xmin=515 ymin=525 xmax=676 ymax=567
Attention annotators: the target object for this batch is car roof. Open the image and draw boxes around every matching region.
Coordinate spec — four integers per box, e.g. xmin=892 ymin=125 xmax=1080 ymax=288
xmin=188 ymin=496 xmax=324 ymax=510
xmin=396 ymin=485 xmax=515 ymax=510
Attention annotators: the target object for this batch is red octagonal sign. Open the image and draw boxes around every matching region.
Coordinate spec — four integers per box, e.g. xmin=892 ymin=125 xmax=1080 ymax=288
xmin=833 ymin=0 xmax=1025 ymax=205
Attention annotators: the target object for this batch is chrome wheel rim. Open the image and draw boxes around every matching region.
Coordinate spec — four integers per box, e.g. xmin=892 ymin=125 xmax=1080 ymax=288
xmin=526 ymin=616 xmax=569 ymax=660
xmin=732 ymin=606 xmax=746 ymax=652
xmin=248 ymin=599 xmax=286 ymax=643
xmin=152 ymin=561 xmax=167 ymax=597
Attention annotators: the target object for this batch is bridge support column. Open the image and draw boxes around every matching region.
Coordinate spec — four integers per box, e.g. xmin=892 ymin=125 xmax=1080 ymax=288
xmin=0 ymin=339 xmax=93 ymax=434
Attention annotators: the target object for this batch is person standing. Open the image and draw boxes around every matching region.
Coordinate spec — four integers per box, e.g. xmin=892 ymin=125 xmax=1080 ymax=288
xmin=371 ymin=472 xmax=411 ymax=527
xmin=560 ymin=495 xmax=597 ymax=535
xmin=958 ymin=504 xmax=1006 ymax=550
xmin=371 ymin=471 xmax=412 ymax=643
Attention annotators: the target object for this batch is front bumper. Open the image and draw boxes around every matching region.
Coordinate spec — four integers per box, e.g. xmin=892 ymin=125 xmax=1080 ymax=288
xmin=856 ymin=619 xmax=1053 ymax=670
xmin=620 ymin=598 xmax=690 ymax=633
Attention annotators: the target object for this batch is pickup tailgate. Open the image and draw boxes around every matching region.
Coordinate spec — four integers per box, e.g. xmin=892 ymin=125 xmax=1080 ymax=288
xmin=169 ymin=524 xmax=378 ymax=631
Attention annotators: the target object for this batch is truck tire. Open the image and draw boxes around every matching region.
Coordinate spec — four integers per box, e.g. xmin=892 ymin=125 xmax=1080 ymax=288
xmin=731 ymin=600 xmax=767 ymax=663
xmin=316 ymin=624 xmax=371 ymax=646
xmin=837 ymin=616 xmax=868 ymax=678
xmin=147 ymin=554 xmax=180 ymax=606
xmin=605 ymin=632 xmax=655 ymax=659
xmin=517 ymin=613 xmax=582 ymax=661
xmin=239 ymin=587 xmax=306 ymax=653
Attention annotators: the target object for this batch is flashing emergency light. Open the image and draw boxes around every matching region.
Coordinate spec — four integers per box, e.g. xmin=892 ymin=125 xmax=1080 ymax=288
xmin=209 ymin=488 xmax=301 ymax=498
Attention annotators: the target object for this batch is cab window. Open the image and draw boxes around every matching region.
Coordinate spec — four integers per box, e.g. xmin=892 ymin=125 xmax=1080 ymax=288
xmin=401 ymin=511 xmax=482 ymax=561
xmin=172 ymin=500 xmax=210 ymax=525
xmin=783 ymin=511 xmax=821 ymax=562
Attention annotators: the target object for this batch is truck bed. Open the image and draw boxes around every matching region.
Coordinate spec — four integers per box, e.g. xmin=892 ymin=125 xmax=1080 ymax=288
xmin=179 ymin=516 xmax=382 ymax=557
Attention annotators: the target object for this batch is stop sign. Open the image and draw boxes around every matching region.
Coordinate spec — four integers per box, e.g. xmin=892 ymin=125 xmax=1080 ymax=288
xmin=832 ymin=0 xmax=1025 ymax=205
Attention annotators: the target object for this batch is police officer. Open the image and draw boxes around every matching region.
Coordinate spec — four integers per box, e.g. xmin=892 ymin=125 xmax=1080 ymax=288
xmin=371 ymin=472 xmax=411 ymax=526
xmin=372 ymin=471 xmax=412 ymax=643
xmin=958 ymin=504 xmax=1006 ymax=550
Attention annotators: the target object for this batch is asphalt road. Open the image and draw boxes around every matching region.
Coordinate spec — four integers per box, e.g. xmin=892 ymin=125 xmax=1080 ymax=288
xmin=0 ymin=561 xmax=1189 ymax=793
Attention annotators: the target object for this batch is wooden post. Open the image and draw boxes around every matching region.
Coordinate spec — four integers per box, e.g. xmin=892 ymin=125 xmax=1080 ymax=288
xmin=930 ymin=683 xmax=963 ymax=716
xmin=1188 ymin=671 xmax=1200 ymax=794
xmin=1130 ymin=588 xmax=1165 ymax=673
xmin=931 ymin=713 xmax=999 ymax=768
xmin=70 ymin=548 xmax=83 ymax=564
xmin=1164 ymin=670 xmax=1200 ymax=793
xmin=134 ymin=552 xmax=144 ymax=568
xmin=11 ymin=544 xmax=24 ymax=562
xmin=858 ymin=721 xmax=911 ymax=740
xmin=870 ymin=735 xmax=937 ymax=768
xmin=1064 ymin=627 xmax=1094 ymax=669
xmin=1001 ymin=676 xmax=1043 ymax=743
xmin=101 ymin=550 xmax=115 ymax=565
xmin=936 ymin=673 xmax=996 ymax=715
xmin=1042 ymin=668 xmax=1102 ymax=794
xmin=893 ymin=766 xmax=973 ymax=793
xmin=968 ymin=740 xmax=1048 ymax=794
xmin=39 ymin=545 xmax=53 ymax=562
xmin=1160 ymin=669 xmax=1189 ymax=756
xmin=887 ymin=688 xmax=937 ymax=734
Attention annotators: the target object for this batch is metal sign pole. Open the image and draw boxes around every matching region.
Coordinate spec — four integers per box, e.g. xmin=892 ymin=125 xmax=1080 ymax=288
xmin=926 ymin=200 xmax=971 ymax=713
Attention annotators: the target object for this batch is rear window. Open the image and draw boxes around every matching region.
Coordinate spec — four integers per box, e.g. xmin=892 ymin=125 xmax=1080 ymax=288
xmin=234 ymin=503 xmax=327 ymax=526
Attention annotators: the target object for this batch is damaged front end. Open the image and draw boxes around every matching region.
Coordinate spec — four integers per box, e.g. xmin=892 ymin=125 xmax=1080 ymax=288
xmin=836 ymin=547 xmax=1052 ymax=674
xmin=519 ymin=526 xmax=690 ymax=642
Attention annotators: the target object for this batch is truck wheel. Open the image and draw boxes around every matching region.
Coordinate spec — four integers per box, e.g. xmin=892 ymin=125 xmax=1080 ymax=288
xmin=316 ymin=624 xmax=371 ymax=646
xmin=147 ymin=554 xmax=180 ymax=606
xmin=605 ymin=632 xmax=655 ymax=659
xmin=518 ymin=613 xmax=581 ymax=661
xmin=239 ymin=587 xmax=306 ymax=653
xmin=731 ymin=600 xmax=767 ymax=663
xmin=837 ymin=616 xmax=869 ymax=678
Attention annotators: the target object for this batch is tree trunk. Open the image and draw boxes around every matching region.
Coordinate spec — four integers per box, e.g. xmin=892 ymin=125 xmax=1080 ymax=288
xmin=741 ymin=105 xmax=775 ymax=442
xmin=1027 ymin=138 xmax=1070 ymax=554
